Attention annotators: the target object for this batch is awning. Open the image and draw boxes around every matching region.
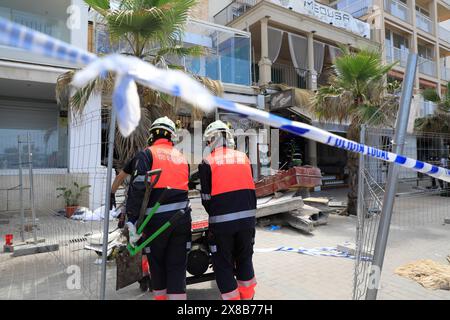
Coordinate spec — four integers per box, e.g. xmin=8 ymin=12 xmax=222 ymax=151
xmin=268 ymin=85 xmax=313 ymax=122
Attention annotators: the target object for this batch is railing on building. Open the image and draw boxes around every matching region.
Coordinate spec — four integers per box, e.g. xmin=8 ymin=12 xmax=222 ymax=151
xmin=385 ymin=45 xmax=409 ymax=68
xmin=336 ymin=0 xmax=373 ymax=18
xmin=95 ymin=19 xmax=252 ymax=86
xmin=416 ymin=11 xmax=433 ymax=34
xmin=271 ymin=63 xmax=308 ymax=89
xmin=418 ymin=100 xmax=438 ymax=117
xmin=0 ymin=6 xmax=69 ymax=42
xmin=442 ymin=66 xmax=450 ymax=82
xmin=214 ymin=0 xmax=258 ymax=26
xmin=418 ymin=56 xmax=437 ymax=77
xmin=384 ymin=0 xmax=411 ymax=23
xmin=439 ymin=26 xmax=450 ymax=44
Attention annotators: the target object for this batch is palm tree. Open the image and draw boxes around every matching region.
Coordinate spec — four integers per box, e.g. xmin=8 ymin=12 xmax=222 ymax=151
xmin=310 ymin=47 xmax=398 ymax=215
xmin=56 ymin=0 xmax=223 ymax=167
xmin=415 ymin=83 xmax=450 ymax=133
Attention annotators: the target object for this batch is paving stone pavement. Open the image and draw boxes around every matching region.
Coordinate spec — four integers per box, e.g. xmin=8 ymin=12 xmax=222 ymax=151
xmin=1 ymin=211 xmax=450 ymax=300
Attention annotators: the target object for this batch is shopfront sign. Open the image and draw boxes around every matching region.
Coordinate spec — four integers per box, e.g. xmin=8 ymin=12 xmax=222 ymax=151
xmin=271 ymin=0 xmax=371 ymax=39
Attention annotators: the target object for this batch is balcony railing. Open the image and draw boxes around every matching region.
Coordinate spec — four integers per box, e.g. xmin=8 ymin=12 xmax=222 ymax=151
xmin=416 ymin=11 xmax=433 ymax=33
xmin=214 ymin=0 xmax=258 ymax=26
xmin=336 ymin=0 xmax=373 ymax=18
xmin=0 ymin=6 xmax=69 ymax=42
xmin=95 ymin=19 xmax=252 ymax=86
xmin=385 ymin=45 xmax=409 ymax=68
xmin=439 ymin=26 xmax=450 ymax=44
xmin=442 ymin=66 xmax=450 ymax=81
xmin=271 ymin=63 xmax=308 ymax=89
xmin=418 ymin=56 xmax=437 ymax=77
xmin=419 ymin=100 xmax=438 ymax=118
xmin=384 ymin=0 xmax=411 ymax=23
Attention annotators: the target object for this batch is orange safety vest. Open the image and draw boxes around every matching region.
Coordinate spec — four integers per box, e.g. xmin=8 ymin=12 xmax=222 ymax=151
xmin=206 ymin=147 xmax=255 ymax=196
xmin=147 ymin=139 xmax=189 ymax=191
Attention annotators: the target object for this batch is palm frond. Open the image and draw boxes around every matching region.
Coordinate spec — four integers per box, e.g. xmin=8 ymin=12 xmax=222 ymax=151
xmin=84 ymin=0 xmax=111 ymax=16
xmin=156 ymin=45 xmax=206 ymax=58
xmin=311 ymin=47 xmax=395 ymax=126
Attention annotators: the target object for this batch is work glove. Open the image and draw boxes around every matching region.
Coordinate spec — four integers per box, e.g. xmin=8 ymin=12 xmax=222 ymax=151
xmin=109 ymin=193 xmax=116 ymax=210
xmin=126 ymin=221 xmax=141 ymax=247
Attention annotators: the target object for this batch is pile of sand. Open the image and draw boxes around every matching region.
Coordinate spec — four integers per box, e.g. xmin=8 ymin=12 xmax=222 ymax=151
xmin=395 ymin=259 xmax=450 ymax=290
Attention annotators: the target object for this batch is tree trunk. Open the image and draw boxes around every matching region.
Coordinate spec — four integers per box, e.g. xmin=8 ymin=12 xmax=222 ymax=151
xmin=346 ymin=122 xmax=360 ymax=216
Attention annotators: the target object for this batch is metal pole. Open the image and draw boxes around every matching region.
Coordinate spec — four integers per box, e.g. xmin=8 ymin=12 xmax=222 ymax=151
xmin=353 ymin=124 xmax=366 ymax=300
xmin=100 ymin=107 xmax=116 ymax=300
xmin=27 ymin=132 xmax=37 ymax=244
xmin=365 ymin=53 xmax=417 ymax=300
xmin=18 ymin=136 xmax=25 ymax=242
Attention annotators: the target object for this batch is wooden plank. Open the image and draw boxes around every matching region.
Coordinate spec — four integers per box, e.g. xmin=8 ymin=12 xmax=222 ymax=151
xmin=11 ymin=243 xmax=59 ymax=257
xmin=329 ymin=201 xmax=346 ymax=207
xmin=281 ymin=212 xmax=314 ymax=233
xmin=256 ymin=197 xmax=304 ymax=219
xmin=303 ymin=197 xmax=329 ymax=205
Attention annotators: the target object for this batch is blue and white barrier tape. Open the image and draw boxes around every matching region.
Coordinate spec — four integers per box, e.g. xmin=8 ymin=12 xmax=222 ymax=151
xmin=255 ymin=246 xmax=371 ymax=261
xmin=1 ymin=17 xmax=449 ymax=182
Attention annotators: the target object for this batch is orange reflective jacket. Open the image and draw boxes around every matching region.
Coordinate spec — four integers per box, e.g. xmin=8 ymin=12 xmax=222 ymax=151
xmin=206 ymin=147 xmax=255 ymax=196
xmin=147 ymin=139 xmax=189 ymax=191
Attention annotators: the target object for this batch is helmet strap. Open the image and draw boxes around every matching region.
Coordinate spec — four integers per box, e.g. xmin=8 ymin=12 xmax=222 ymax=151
xmin=147 ymin=129 xmax=172 ymax=146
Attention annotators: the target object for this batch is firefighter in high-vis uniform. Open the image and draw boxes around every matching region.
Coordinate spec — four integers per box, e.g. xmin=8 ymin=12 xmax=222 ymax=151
xmin=198 ymin=120 xmax=257 ymax=300
xmin=124 ymin=116 xmax=191 ymax=300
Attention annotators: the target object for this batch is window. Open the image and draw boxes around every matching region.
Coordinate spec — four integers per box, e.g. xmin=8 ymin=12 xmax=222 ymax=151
xmin=0 ymin=102 xmax=68 ymax=169
xmin=418 ymin=44 xmax=433 ymax=59
xmin=385 ymin=30 xmax=409 ymax=50
xmin=415 ymin=5 xmax=430 ymax=17
xmin=393 ymin=32 xmax=409 ymax=49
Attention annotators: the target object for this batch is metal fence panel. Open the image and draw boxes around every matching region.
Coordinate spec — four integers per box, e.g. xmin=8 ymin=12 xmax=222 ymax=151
xmin=0 ymin=106 xmax=118 ymax=300
xmin=353 ymin=127 xmax=450 ymax=299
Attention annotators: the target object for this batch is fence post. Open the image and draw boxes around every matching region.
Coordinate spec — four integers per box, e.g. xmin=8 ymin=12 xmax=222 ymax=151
xmin=100 ymin=107 xmax=117 ymax=300
xmin=27 ymin=132 xmax=37 ymax=244
xmin=353 ymin=124 xmax=366 ymax=300
xmin=18 ymin=136 xmax=25 ymax=242
xmin=365 ymin=53 xmax=418 ymax=300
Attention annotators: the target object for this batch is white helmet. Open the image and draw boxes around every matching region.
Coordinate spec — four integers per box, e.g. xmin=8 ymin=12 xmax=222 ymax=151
xmin=150 ymin=116 xmax=176 ymax=137
xmin=204 ymin=120 xmax=235 ymax=148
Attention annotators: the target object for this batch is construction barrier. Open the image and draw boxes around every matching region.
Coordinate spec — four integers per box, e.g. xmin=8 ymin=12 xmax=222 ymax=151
xmin=353 ymin=127 xmax=450 ymax=300
xmin=0 ymin=107 xmax=122 ymax=299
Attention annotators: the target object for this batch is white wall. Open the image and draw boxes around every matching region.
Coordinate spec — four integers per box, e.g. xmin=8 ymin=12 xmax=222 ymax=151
xmin=69 ymin=93 xmax=111 ymax=210
xmin=209 ymin=0 xmax=234 ymax=21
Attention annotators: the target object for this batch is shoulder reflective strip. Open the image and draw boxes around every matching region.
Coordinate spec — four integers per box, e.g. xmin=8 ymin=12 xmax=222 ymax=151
xmin=167 ymin=293 xmax=187 ymax=300
xmin=145 ymin=201 xmax=189 ymax=215
xmin=221 ymin=289 xmax=240 ymax=300
xmin=133 ymin=175 xmax=145 ymax=182
xmin=237 ymin=277 xmax=257 ymax=288
xmin=209 ymin=245 xmax=217 ymax=253
xmin=201 ymin=193 xmax=211 ymax=200
xmin=209 ymin=209 xmax=256 ymax=224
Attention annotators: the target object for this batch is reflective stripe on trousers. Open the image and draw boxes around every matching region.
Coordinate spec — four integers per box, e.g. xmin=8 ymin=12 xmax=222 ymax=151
xmin=146 ymin=201 xmax=189 ymax=215
xmin=238 ymin=277 xmax=256 ymax=300
xmin=209 ymin=209 xmax=256 ymax=224
xmin=221 ymin=288 xmax=241 ymax=300
xmin=167 ymin=293 xmax=187 ymax=300
xmin=153 ymin=289 xmax=167 ymax=300
xmin=237 ymin=277 xmax=257 ymax=288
